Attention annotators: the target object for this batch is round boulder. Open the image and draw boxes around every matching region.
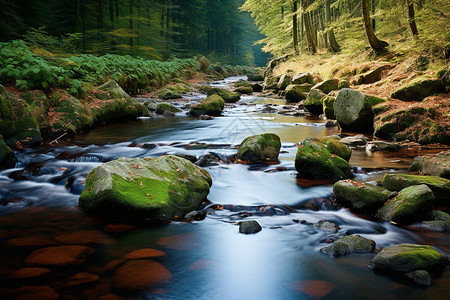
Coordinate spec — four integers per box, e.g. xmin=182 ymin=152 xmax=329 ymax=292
xmin=237 ymin=133 xmax=281 ymax=164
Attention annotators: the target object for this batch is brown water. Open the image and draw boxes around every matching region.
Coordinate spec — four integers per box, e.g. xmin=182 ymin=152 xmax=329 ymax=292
xmin=0 ymin=76 xmax=448 ymax=300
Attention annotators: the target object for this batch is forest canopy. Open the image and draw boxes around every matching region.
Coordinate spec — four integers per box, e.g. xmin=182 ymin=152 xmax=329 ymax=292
xmin=0 ymin=0 xmax=270 ymax=66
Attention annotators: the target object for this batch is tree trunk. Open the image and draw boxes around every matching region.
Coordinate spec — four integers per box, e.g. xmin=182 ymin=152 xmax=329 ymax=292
xmin=109 ymin=0 xmax=114 ymax=23
xmin=371 ymin=0 xmax=376 ymax=30
xmin=129 ymin=0 xmax=134 ymax=55
xmin=302 ymin=0 xmax=316 ymax=54
xmin=293 ymin=0 xmax=299 ymax=55
xmin=362 ymin=0 xmax=388 ymax=52
xmin=406 ymin=0 xmax=419 ymax=36
xmin=325 ymin=0 xmax=340 ymax=52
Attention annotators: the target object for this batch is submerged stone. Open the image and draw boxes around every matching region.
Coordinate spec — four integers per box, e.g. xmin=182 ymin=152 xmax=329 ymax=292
xmin=25 ymin=245 xmax=94 ymax=267
xmin=320 ymin=235 xmax=376 ymax=257
xmin=79 ymin=155 xmax=212 ymax=221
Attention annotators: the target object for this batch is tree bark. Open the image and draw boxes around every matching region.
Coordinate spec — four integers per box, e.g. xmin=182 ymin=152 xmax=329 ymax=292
xmin=302 ymin=1 xmax=316 ymax=54
xmin=129 ymin=0 xmax=134 ymax=55
xmin=362 ymin=0 xmax=388 ymax=52
xmin=406 ymin=0 xmax=419 ymax=36
xmin=293 ymin=0 xmax=299 ymax=55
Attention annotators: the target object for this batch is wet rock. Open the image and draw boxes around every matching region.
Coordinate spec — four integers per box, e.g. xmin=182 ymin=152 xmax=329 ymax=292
xmin=370 ymin=244 xmax=446 ymax=273
xmin=79 ymin=155 xmax=212 ymax=221
xmin=320 ymin=235 xmax=376 ymax=256
xmin=311 ymin=79 xmax=339 ymax=94
xmin=123 ymin=249 xmax=166 ymax=260
xmin=304 ymin=89 xmax=326 ymax=115
xmin=322 ymin=96 xmax=336 ymax=119
xmin=11 ymin=286 xmax=59 ymax=300
xmin=111 ymin=260 xmax=172 ymax=294
xmin=237 ymin=133 xmax=281 ymax=163
xmin=410 ymin=151 xmax=450 ymax=179
xmin=158 ymin=89 xmax=181 ymax=100
xmin=155 ymin=103 xmax=181 ymax=114
xmin=333 ymin=180 xmax=391 ymax=214
xmin=189 ymin=94 xmax=225 ymax=116
xmin=9 ymin=268 xmax=51 ymax=279
xmin=54 ymin=230 xmax=115 ymax=245
xmin=25 ymin=245 xmax=94 ymax=267
xmin=195 ymin=153 xmax=221 ymax=167
xmin=173 ymin=154 xmax=197 ymax=163
xmin=366 ymin=141 xmax=401 ymax=152
xmin=334 ymin=88 xmax=386 ymax=133
xmin=292 ymin=280 xmax=335 ymax=298
xmin=235 ymin=86 xmax=253 ymax=94
xmin=64 ymin=272 xmax=99 ymax=287
xmin=390 ymin=76 xmax=444 ymax=101
xmin=261 ymin=106 xmax=278 ymax=113
xmin=103 ymin=224 xmax=137 ymax=233
xmin=199 ymin=114 xmax=212 ymax=120
xmin=0 ymin=135 xmax=15 ymax=168
xmin=207 ymin=88 xmax=240 ymax=103
xmin=377 ymin=185 xmax=434 ymax=224
xmin=405 ymin=270 xmax=432 ymax=287
xmin=381 ymin=173 xmax=450 ymax=203
xmin=98 ymin=80 xmax=131 ymax=99
xmin=163 ymin=111 xmax=176 ymax=118
xmin=340 ymin=135 xmax=368 ymax=146
xmin=285 ymin=84 xmax=308 ymax=102
xmin=239 ymin=220 xmax=262 ymax=234
xmin=325 ymin=120 xmax=338 ymax=127
xmin=314 ymin=220 xmax=340 ymax=233
xmin=421 ymin=210 xmax=450 ymax=232
xmin=184 ymin=210 xmax=207 ymax=221
xmin=142 ymin=143 xmax=157 ymax=150
xmin=5 ymin=237 xmax=56 ymax=248
xmin=295 ymin=137 xmax=353 ymax=179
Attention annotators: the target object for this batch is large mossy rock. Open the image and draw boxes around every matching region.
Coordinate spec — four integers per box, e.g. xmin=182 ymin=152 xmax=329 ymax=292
xmin=237 ymin=133 xmax=281 ymax=163
xmin=410 ymin=151 xmax=449 ymax=179
xmin=311 ymin=79 xmax=339 ymax=94
xmin=98 ymin=80 xmax=132 ymax=100
xmin=304 ymin=89 xmax=326 ymax=115
xmin=207 ymin=88 xmax=240 ymax=103
xmin=333 ymin=180 xmax=391 ymax=213
xmin=277 ymin=74 xmax=293 ymax=90
xmin=234 ymin=86 xmax=254 ymax=95
xmin=390 ymin=77 xmax=444 ymax=102
xmin=320 ymin=235 xmax=376 ymax=257
xmin=373 ymin=99 xmax=449 ymax=145
xmin=196 ymin=55 xmax=210 ymax=72
xmin=382 ymin=174 xmax=450 ymax=203
xmin=0 ymin=135 xmax=15 ymax=168
xmin=155 ymin=103 xmax=181 ymax=114
xmin=0 ymin=89 xmax=16 ymax=137
xmin=295 ymin=137 xmax=353 ymax=179
xmin=50 ymin=95 xmax=93 ymax=137
xmin=370 ymin=244 xmax=446 ymax=273
xmin=291 ymin=73 xmax=314 ymax=85
xmin=322 ymin=96 xmax=336 ymax=119
xmin=377 ymin=185 xmax=434 ymax=224
xmin=79 ymin=155 xmax=212 ymax=221
xmin=285 ymin=85 xmax=308 ymax=102
xmin=158 ymin=88 xmax=182 ymax=100
xmin=189 ymin=95 xmax=225 ymax=117
xmin=334 ymin=88 xmax=386 ymax=132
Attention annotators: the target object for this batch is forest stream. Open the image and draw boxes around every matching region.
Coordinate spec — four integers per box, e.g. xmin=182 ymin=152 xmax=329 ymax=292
xmin=0 ymin=76 xmax=448 ymax=300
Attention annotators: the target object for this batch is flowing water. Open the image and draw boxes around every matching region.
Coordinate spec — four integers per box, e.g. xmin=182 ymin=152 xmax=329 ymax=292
xmin=0 ymin=76 xmax=448 ymax=299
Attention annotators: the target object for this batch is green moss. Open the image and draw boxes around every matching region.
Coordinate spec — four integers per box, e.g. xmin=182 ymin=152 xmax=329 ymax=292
xmin=198 ymin=85 xmax=212 ymax=93
xmin=390 ymin=77 xmax=444 ymax=101
xmin=285 ymin=85 xmax=308 ymax=102
xmin=234 ymin=86 xmax=253 ymax=94
xmin=237 ymin=133 xmax=281 ymax=163
xmin=158 ymin=88 xmax=181 ymax=100
xmin=0 ymin=95 xmax=16 ymax=137
xmin=189 ymin=94 xmax=225 ymax=117
xmin=382 ymin=173 xmax=450 ymax=203
xmin=323 ymin=96 xmax=336 ymax=119
xmin=333 ymin=180 xmax=391 ymax=213
xmin=155 ymin=103 xmax=181 ymax=114
xmin=207 ymin=88 xmax=240 ymax=103
xmin=0 ymin=135 xmax=14 ymax=164
xmin=377 ymin=185 xmax=434 ymax=224
xmin=311 ymin=79 xmax=339 ymax=94
xmin=234 ymin=81 xmax=252 ymax=88
xmin=323 ymin=138 xmax=352 ymax=161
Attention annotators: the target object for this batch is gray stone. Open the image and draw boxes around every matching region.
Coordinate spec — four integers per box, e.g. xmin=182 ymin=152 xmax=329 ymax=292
xmin=239 ymin=220 xmax=262 ymax=234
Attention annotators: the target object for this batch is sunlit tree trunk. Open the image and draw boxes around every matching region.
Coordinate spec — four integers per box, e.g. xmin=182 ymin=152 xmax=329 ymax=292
xmin=293 ymin=0 xmax=299 ymax=55
xmin=362 ymin=0 xmax=388 ymax=52
xmin=406 ymin=0 xmax=419 ymax=36
xmin=325 ymin=0 xmax=340 ymax=53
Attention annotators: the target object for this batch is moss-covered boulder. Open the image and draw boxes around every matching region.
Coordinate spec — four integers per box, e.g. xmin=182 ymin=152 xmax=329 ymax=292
xmin=247 ymin=73 xmax=264 ymax=81
xmin=369 ymin=244 xmax=446 ymax=273
xmin=322 ymin=96 xmax=336 ymax=119
xmin=390 ymin=77 xmax=444 ymax=101
xmin=98 ymin=80 xmax=131 ymax=100
xmin=410 ymin=151 xmax=449 ymax=179
xmin=358 ymin=66 xmax=384 ymax=84
xmin=304 ymin=89 xmax=326 ymax=115
xmin=295 ymin=137 xmax=353 ymax=179
xmin=338 ymin=79 xmax=350 ymax=89
xmin=207 ymin=88 xmax=240 ymax=103
xmin=0 ymin=135 xmax=15 ymax=168
xmin=90 ymin=96 xmax=148 ymax=126
xmin=9 ymin=97 xmax=42 ymax=145
xmin=198 ymin=85 xmax=212 ymax=94
xmin=79 ymin=155 xmax=212 ymax=221
xmin=285 ymin=85 xmax=308 ymax=102
xmin=196 ymin=55 xmax=210 ymax=72
xmin=155 ymin=103 xmax=181 ymax=114
xmin=382 ymin=174 xmax=450 ymax=203
xmin=291 ymin=73 xmax=314 ymax=85
xmin=234 ymin=81 xmax=252 ymax=88
xmin=237 ymin=133 xmax=281 ymax=163
xmin=333 ymin=180 xmax=391 ymax=213
xmin=377 ymin=185 xmax=434 ymax=224
xmin=189 ymin=95 xmax=225 ymax=117
xmin=311 ymin=79 xmax=339 ymax=94
xmin=0 ymin=89 xmax=16 ymax=137
xmin=334 ymin=88 xmax=386 ymax=132
xmin=373 ymin=99 xmax=449 ymax=145
xmin=50 ymin=95 xmax=93 ymax=137
xmin=421 ymin=210 xmax=450 ymax=232
xmin=277 ymin=74 xmax=293 ymax=90
xmin=158 ymin=88 xmax=182 ymax=100
xmin=234 ymin=86 xmax=254 ymax=95
xmin=320 ymin=235 xmax=376 ymax=257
